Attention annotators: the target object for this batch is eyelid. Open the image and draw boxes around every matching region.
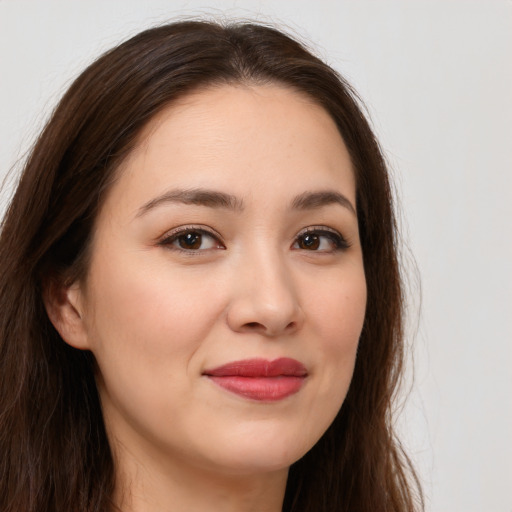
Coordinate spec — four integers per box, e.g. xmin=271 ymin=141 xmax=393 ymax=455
xmin=294 ymin=226 xmax=350 ymax=251
xmin=156 ymin=224 xmax=350 ymax=253
xmin=158 ymin=225 xmax=225 ymax=251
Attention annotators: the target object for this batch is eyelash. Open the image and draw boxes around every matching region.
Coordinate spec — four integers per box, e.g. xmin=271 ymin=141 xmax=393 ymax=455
xmin=293 ymin=227 xmax=350 ymax=252
xmin=159 ymin=225 xmax=224 ymax=255
xmin=158 ymin=225 xmax=350 ymax=254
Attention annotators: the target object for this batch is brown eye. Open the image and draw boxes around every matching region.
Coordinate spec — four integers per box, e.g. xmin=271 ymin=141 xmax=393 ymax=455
xmin=177 ymin=232 xmax=203 ymax=250
xmin=294 ymin=229 xmax=349 ymax=252
xmin=297 ymin=233 xmax=320 ymax=250
xmin=160 ymin=228 xmax=224 ymax=252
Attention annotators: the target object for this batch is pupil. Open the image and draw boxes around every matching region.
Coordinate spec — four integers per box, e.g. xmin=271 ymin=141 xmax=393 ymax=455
xmin=302 ymin=234 xmax=319 ymax=250
xmin=180 ymin=232 xmax=201 ymax=249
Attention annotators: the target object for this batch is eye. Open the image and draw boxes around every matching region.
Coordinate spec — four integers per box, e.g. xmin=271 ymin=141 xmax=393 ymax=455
xmin=159 ymin=227 xmax=224 ymax=252
xmin=293 ymin=228 xmax=349 ymax=252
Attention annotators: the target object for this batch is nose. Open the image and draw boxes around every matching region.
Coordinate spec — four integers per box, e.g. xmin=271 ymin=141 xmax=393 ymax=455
xmin=226 ymin=250 xmax=305 ymax=338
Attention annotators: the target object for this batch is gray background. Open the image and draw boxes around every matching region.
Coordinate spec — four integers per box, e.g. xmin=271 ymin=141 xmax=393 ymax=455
xmin=1 ymin=1 xmax=511 ymax=510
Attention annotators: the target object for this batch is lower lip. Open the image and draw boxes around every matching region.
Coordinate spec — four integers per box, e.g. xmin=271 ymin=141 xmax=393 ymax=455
xmin=208 ymin=376 xmax=305 ymax=401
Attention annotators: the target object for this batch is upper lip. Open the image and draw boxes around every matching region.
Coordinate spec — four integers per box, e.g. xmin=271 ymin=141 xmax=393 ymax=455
xmin=203 ymin=357 xmax=308 ymax=378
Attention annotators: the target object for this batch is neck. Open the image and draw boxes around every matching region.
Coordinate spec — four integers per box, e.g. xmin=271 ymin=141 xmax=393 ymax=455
xmin=110 ymin=438 xmax=289 ymax=512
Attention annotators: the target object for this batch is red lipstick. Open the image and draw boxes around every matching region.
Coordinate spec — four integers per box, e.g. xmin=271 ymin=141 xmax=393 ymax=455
xmin=203 ymin=358 xmax=307 ymax=401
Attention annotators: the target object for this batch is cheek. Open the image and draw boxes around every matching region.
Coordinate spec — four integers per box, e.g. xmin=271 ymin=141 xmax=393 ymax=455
xmin=307 ymin=266 xmax=367 ymax=354
xmin=85 ymin=253 xmax=221 ymax=358
xmin=303 ymin=267 xmax=366 ymax=405
xmin=81 ymin=253 xmax=226 ymax=425
xmin=82 ymin=253 xmax=229 ymax=438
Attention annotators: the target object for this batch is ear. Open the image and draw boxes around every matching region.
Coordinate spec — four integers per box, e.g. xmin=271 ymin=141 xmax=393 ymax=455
xmin=43 ymin=279 xmax=91 ymax=350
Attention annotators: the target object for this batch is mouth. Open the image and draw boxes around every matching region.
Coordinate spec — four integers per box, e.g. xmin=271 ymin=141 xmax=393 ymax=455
xmin=202 ymin=358 xmax=308 ymax=401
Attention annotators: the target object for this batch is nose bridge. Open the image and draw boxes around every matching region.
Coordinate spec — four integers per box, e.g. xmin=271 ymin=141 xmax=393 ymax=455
xmin=227 ymin=240 xmax=303 ymax=336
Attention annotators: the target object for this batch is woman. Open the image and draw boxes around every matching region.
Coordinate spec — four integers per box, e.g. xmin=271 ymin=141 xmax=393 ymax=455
xmin=0 ymin=20 xmax=422 ymax=512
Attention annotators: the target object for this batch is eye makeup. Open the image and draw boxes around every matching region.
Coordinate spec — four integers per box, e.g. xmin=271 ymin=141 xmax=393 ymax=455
xmin=158 ymin=225 xmax=225 ymax=254
xmin=293 ymin=226 xmax=350 ymax=252
xmin=158 ymin=223 xmax=350 ymax=256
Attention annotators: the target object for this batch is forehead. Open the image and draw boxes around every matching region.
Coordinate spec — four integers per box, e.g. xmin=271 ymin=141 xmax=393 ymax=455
xmin=107 ymin=84 xmax=355 ymax=215
xmin=137 ymin=83 xmax=339 ymax=147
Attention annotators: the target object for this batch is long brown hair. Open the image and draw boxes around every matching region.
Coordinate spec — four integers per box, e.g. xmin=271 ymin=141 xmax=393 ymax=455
xmin=0 ymin=20 xmax=422 ymax=511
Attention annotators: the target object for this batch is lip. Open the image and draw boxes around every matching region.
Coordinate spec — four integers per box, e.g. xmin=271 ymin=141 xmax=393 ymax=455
xmin=203 ymin=358 xmax=308 ymax=401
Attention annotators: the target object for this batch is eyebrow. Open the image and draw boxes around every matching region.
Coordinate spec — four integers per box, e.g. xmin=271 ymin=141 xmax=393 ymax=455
xmin=136 ymin=188 xmax=356 ymax=217
xmin=137 ymin=188 xmax=244 ymax=216
xmin=291 ymin=190 xmax=356 ymax=216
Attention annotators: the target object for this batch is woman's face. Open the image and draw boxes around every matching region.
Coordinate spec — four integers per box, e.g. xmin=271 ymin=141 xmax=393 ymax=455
xmin=67 ymin=84 xmax=366 ymax=476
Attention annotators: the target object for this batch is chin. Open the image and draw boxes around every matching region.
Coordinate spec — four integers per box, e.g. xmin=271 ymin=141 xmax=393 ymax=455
xmin=199 ymin=426 xmax=317 ymax=476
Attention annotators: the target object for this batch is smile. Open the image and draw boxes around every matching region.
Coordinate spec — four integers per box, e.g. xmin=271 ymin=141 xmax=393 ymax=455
xmin=203 ymin=358 xmax=308 ymax=401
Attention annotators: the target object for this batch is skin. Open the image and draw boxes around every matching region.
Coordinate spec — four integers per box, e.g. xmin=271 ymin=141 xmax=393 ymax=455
xmin=49 ymin=84 xmax=367 ymax=512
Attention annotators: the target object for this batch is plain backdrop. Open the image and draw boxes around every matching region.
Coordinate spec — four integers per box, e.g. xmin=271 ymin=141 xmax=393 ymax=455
xmin=1 ymin=1 xmax=511 ymax=511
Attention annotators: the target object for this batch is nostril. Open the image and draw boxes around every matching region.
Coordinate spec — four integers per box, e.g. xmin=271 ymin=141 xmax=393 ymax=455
xmin=241 ymin=320 xmax=298 ymax=336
